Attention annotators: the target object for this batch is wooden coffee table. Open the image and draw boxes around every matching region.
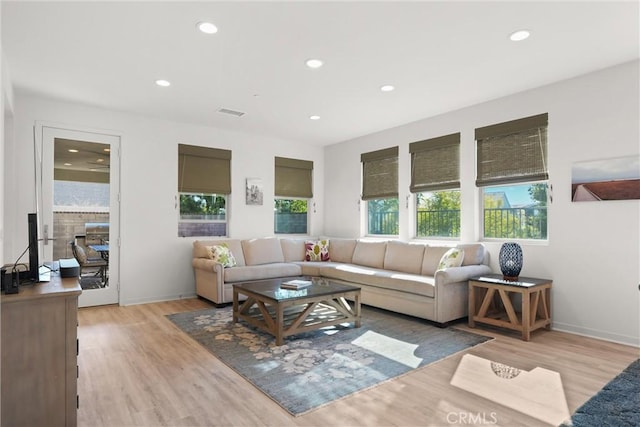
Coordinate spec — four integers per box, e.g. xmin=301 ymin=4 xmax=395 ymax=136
xmin=232 ymin=277 xmax=361 ymax=345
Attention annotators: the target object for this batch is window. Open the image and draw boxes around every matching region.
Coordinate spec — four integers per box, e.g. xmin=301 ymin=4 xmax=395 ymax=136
xmin=410 ymin=133 xmax=460 ymax=238
xmin=274 ymin=157 xmax=313 ymax=234
xmin=274 ymin=199 xmax=308 ymax=234
xmin=361 ymin=147 xmax=399 ymax=235
xmin=416 ymin=190 xmax=460 ymax=237
xmin=482 ymin=183 xmax=547 ymax=239
xmin=476 ymin=113 xmax=548 ymax=240
xmin=178 ymin=144 xmax=231 ymax=237
xmin=179 ymin=193 xmax=227 ymax=237
xmin=367 ymin=198 xmax=399 ymax=235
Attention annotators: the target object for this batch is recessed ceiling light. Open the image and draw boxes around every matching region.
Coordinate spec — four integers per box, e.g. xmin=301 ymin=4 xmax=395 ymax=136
xmin=380 ymin=85 xmax=395 ymax=92
xmin=218 ymin=108 xmax=245 ymax=117
xmin=309 ymin=115 xmax=321 ymax=120
xmin=155 ymin=79 xmax=171 ymax=87
xmin=305 ymin=59 xmax=324 ymax=69
xmin=96 ymin=158 xmax=104 ymax=162
xmin=103 ymin=148 xmax=110 ymax=153
xmin=510 ymin=30 xmax=531 ymax=42
xmin=197 ymin=22 xmax=218 ymax=34
xmin=68 ymin=149 xmax=79 ymax=153
xmin=64 ymin=163 xmax=72 ymax=166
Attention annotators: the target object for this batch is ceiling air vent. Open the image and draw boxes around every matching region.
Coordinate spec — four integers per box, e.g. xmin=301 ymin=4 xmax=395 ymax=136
xmin=218 ymin=108 xmax=245 ymax=117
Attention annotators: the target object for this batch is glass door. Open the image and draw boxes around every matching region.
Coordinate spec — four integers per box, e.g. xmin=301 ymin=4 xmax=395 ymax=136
xmin=36 ymin=124 xmax=120 ymax=307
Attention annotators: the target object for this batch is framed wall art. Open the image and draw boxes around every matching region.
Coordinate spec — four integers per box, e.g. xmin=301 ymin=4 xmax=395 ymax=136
xmin=571 ymin=155 xmax=640 ymax=202
xmin=246 ymin=178 xmax=264 ymax=205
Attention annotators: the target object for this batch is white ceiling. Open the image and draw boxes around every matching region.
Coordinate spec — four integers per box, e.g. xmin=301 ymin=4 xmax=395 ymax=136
xmin=3 ymin=1 xmax=639 ymax=146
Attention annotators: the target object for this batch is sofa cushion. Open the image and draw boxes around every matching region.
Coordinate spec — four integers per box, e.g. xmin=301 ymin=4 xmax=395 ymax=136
xmin=327 ymin=238 xmax=357 ymax=263
xmin=281 ymin=238 xmax=306 ymax=262
xmin=194 ymin=239 xmax=246 ymax=266
xmin=241 ymin=238 xmax=285 ymax=265
xmin=352 ymin=241 xmax=387 ymax=269
xmin=296 ymin=261 xmax=343 ymax=277
xmin=421 ymin=245 xmax=452 ymax=276
xmin=209 ymin=243 xmax=237 ymax=268
xmin=305 ymin=239 xmax=330 ymax=261
xmin=321 ymin=264 xmax=435 ymax=298
xmin=437 ymin=248 xmax=464 ymax=270
xmin=224 ymin=263 xmax=301 ymax=283
xmin=457 ymin=243 xmax=486 ymax=266
xmin=383 ymin=241 xmax=425 ymax=275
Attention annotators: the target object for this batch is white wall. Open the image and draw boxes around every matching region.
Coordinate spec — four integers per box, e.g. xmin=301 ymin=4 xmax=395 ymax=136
xmin=325 ymin=60 xmax=640 ymax=346
xmin=1 ymin=36 xmax=15 ymax=269
xmin=7 ymin=93 xmax=324 ymax=305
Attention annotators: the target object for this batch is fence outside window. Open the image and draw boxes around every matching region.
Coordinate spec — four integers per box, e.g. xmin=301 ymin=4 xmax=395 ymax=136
xmin=416 ymin=209 xmax=460 ymax=237
xmin=370 ymin=206 xmax=546 ymax=239
xmin=484 ymin=206 xmax=547 ymax=239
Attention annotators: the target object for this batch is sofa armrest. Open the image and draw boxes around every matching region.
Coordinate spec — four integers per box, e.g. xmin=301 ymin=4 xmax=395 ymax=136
xmin=192 ymin=258 xmax=225 ymax=303
xmin=432 ymin=264 xmax=493 ymax=323
xmin=435 ymin=264 xmax=493 ymax=286
xmin=192 ymin=258 xmax=223 ymax=273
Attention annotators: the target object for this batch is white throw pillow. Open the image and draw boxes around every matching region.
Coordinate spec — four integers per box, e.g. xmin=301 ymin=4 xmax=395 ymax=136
xmin=437 ymin=248 xmax=465 ymax=270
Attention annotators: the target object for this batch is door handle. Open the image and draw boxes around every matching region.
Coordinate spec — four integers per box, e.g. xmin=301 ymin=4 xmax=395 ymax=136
xmin=43 ymin=224 xmax=57 ymax=245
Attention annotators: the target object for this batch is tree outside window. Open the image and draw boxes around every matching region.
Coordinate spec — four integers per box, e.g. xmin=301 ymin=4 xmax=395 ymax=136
xmin=483 ymin=183 xmax=547 ymax=239
xmin=179 ymin=193 xmax=227 ymax=237
xmin=368 ymin=198 xmax=399 ymax=235
xmin=416 ymin=190 xmax=460 ymax=238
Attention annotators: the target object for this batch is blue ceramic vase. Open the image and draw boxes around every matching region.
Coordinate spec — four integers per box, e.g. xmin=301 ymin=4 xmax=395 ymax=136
xmin=499 ymin=242 xmax=523 ymax=281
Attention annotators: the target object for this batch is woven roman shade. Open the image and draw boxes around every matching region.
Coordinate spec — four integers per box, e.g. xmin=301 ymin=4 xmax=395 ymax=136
xmin=409 ymin=133 xmax=460 ymax=193
xmin=275 ymin=157 xmax=313 ymax=198
xmin=475 ymin=113 xmax=548 ymax=187
xmin=361 ymin=146 xmax=399 ymax=200
xmin=178 ymin=144 xmax=231 ymax=194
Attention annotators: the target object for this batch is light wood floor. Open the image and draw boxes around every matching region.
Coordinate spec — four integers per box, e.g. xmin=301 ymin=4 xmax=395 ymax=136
xmin=77 ymin=298 xmax=638 ymax=427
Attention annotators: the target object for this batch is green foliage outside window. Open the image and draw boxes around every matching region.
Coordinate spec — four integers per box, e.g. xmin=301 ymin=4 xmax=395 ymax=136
xmin=274 ymin=199 xmax=308 ymax=213
xmin=416 ymin=190 xmax=461 ymax=237
xmin=368 ymin=198 xmax=399 ymax=235
xmin=483 ymin=183 xmax=547 ymax=239
xmin=180 ymin=194 xmax=226 ymax=220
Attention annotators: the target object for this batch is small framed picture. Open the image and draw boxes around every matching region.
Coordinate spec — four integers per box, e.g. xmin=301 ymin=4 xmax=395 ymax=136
xmin=246 ymin=178 xmax=264 ymax=205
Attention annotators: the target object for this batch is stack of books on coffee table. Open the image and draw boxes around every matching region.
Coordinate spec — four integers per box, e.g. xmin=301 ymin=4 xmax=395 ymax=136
xmin=281 ymin=279 xmax=313 ymax=290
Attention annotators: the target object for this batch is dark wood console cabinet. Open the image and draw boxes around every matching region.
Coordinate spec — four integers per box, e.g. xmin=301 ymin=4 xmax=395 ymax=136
xmin=1 ymin=274 xmax=81 ymax=426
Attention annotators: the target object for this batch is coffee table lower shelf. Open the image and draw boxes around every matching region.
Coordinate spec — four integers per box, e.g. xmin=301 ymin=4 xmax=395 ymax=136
xmin=233 ymin=287 xmax=361 ymax=346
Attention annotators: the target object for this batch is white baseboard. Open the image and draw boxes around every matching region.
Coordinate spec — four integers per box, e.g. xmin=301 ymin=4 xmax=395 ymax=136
xmin=121 ymin=292 xmax=198 ymax=306
xmin=552 ymin=321 xmax=640 ymax=347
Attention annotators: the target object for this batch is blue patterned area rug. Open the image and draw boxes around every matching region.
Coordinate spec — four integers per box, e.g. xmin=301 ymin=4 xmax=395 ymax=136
xmin=167 ymin=305 xmax=491 ymax=416
xmin=564 ymin=358 xmax=640 ymax=427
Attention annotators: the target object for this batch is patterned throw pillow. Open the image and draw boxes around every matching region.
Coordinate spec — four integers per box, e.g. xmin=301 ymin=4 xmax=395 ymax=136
xmin=305 ymin=239 xmax=330 ymax=262
xmin=437 ymin=248 xmax=465 ymax=270
xmin=208 ymin=244 xmax=237 ymax=268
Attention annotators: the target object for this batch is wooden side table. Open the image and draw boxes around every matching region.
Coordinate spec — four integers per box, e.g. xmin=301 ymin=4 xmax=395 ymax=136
xmin=468 ymin=274 xmax=552 ymax=341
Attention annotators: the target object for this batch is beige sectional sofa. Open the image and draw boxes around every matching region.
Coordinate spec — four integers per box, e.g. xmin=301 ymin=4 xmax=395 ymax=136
xmin=192 ymin=237 xmax=492 ymax=324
